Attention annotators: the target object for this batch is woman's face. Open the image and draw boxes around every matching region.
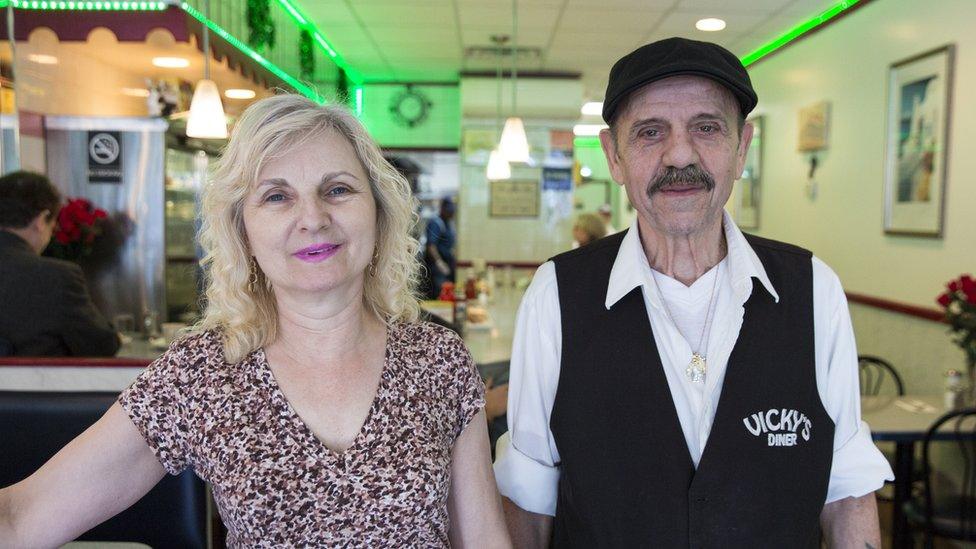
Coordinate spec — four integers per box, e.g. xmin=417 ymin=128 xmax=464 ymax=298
xmin=242 ymin=129 xmax=377 ymax=300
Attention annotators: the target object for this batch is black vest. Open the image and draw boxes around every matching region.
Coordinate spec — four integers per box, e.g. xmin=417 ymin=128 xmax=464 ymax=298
xmin=550 ymin=230 xmax=834 ymax=549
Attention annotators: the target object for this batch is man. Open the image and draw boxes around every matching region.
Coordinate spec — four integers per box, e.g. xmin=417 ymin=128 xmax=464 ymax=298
xmin=0 ymin=171 xmax=120 ymax=356
xmin=424 ymin=197 xmax=457 ymax=299
xmin=495 ymin=38 xmax=892 ymax=548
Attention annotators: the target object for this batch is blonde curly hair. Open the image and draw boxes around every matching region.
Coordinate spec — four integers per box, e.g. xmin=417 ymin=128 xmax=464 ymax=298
xmin=196 ymin=94 xmax=421 ymax=363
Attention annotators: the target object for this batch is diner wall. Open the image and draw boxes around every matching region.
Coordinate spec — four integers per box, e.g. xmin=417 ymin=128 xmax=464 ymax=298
xmin=358 ymin=83 xmax=461 ymax=149
xmin=456 ymin=76 xmax=582 ymax=264
xmin=744 ymin=0 xmax=976 ymax=309
xmin=743 ymin=0 xmax=976 ymax=393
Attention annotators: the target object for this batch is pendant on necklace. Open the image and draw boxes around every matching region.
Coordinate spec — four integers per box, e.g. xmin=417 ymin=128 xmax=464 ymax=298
xmin=687 ymin=353 xmax=707 ymax=383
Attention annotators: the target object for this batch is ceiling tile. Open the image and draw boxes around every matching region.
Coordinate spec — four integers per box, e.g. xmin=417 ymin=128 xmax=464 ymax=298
xmin=566 ymin=0 xmax=674 ymax=7
xmin=558 ymin=7 xmax=666 ymax=32
xmin=675 ymin=0 xmax=793 ymax=12
xmin=351 ymin=4 xmax=456 ymax=25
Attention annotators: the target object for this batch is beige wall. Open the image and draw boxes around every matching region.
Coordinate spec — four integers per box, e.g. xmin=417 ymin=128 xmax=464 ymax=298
xmin=744 ymin=0 xmax=975 ymax=309
xmin=742 ymin=0 xmax=976 ymax=391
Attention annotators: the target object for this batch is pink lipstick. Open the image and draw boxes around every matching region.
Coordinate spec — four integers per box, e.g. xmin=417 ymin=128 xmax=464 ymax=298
xmin=293 ymin=242 xmax=341 ymax=263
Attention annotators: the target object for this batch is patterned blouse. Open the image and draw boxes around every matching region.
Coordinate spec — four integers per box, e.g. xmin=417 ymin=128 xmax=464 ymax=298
xmin=119 ymin=322 xmax=486 ymax=548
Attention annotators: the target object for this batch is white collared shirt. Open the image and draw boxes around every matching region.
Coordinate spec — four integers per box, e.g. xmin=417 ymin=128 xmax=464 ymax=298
xmin=494 ymin=211 xmax=894 ymax=516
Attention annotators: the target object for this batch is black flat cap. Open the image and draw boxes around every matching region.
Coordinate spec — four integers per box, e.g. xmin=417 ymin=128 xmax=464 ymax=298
xmin=602 ymin=37 xmax=758 ymax=124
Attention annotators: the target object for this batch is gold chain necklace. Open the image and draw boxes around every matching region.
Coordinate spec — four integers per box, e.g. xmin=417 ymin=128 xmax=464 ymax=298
xmin=651 ymin=261 xmax=721 ymax=384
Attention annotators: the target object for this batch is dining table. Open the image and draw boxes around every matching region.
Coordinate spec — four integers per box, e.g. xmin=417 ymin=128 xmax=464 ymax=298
xmin=861 ymin=393 xmax=954 ymax=549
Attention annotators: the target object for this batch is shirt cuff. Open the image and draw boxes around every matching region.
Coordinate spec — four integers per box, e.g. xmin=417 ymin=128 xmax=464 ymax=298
xmin=826 ymin=420 xmax=895 ymax=503
xmin=493 ymin=443 xmax=560 ymax=516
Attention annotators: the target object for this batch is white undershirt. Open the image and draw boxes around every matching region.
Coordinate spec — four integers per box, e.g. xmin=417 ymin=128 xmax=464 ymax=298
xmin=651 ymin=259 xmax=726 ymax=462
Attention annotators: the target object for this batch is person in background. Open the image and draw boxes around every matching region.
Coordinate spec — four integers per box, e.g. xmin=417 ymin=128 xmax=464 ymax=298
xmin=496 ymin=37 xmax=891 ymax=548
xmin=0 ymin=95 xmax=510 ymax=547
xmin=0 ymin=171 xmax=120 ymax=357
xmin=425 ymin=197 xmax=457 ymax=299
xmin=597 ymin=203 xmax=617 ymax=235
xmin=571 ymin=212 xmax=607 ymax=249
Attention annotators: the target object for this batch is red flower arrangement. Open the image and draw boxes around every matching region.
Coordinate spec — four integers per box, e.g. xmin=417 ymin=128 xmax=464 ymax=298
xmin=44 ymin=198 xmax=108 ymax=260
xmin=936 ymin=274 xmax=976 ymax=368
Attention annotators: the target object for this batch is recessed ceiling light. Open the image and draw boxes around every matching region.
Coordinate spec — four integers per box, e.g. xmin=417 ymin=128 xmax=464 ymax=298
xmin=121 ymin=87 xmax=150 ymax=98
xmin=152 ymin=56 xmax=190 ymax=68
xmin=580 ymin=101 xmax=603 ymax=116
xmin=27 ymin=54 xmax=58 ymax=65
xmin=224 ymin=89 xmax=256 ymax=99
xmin=573 ymin=124 xmax=608 ymax=137
xmin=696 ymin=18 xmax=726 ymax=32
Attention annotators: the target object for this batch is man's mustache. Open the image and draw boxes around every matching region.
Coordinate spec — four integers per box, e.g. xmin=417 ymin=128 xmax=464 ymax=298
xmin=646 ymin=165 xmax=716 ymax=197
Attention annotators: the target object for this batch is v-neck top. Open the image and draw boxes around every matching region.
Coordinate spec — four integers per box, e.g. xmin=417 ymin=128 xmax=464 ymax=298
xmin=119 ymin=322 xmax=486 ymax=548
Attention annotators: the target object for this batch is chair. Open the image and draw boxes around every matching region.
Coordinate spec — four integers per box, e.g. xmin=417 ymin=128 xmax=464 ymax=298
xmin=859 ymin=355 xmax=905 ymax=396
xmin=478 ymin=360 xmax=511 ymax=458
xmin=0 ymin=391 xmax=208 ymax=548
xmin=905 ymin=407 xmax=976 ymax=548
xmin=859 ymin=356 xmax=906 ymax=504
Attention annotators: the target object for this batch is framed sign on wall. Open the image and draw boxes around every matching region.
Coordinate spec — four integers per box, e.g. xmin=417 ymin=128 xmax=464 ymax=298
xmin=489 ymin=179 xmax=539 ymax=218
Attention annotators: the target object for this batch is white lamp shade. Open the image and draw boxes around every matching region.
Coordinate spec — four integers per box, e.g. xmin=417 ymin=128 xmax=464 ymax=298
xmin=498 ymin=117 xmax=531 ymax=163
xmin=186 ymin=79 xmax=228 ymax=139
xmin=486 ymin=148 xmax=511 ymax=180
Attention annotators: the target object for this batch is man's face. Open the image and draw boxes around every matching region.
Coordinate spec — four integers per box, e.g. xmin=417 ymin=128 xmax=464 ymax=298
xmin=599 ymin=75 xmax=753 ymax=237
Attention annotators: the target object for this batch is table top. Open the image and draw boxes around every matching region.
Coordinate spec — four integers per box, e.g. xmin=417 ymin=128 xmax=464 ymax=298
xmin=862 ymin=394 xmax=961 ymax=442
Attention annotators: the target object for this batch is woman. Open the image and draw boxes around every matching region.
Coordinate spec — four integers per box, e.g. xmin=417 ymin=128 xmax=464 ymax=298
xmin=0 ymin=95 xmax=511 ymax=547
xmin=572 ymin=212 xmax=607 ymax=248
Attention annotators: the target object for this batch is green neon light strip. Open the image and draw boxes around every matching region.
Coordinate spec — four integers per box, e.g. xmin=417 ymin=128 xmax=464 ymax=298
xmin=9 ymin=0 xmax=166 ymax=8
xmin=274 ymin=0 xmax=362 ymax=84
xmin=180 ymin=2 xmax=322 ymax=102
xmin=573 ymin=136 xmax=601 ymax=149
xmin=741 ymin=0 xmax=860 ymax=67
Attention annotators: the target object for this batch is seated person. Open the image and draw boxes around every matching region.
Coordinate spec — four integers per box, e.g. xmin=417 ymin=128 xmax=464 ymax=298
xmin=571 ymin=212 xmax=607 ymax=249
xmin=0 ymin=171 xmax=120 ymax=357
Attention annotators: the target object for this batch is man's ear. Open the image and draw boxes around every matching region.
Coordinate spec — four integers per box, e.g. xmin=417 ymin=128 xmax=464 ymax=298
xmin=599 ymin=128 xmax=625 ymax=186
xmin=30 ymin=209 xmax=51 ymax=231
xmin=734 ymin=122 xmax=755 ymax=179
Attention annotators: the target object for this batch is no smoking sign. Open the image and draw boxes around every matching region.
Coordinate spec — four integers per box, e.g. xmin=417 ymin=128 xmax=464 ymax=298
xmin=88 ymin=131 xmax=123 ymax=184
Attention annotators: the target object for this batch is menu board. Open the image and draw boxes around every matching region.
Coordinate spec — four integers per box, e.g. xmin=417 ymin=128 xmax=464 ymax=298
xmin=489 ymin=179 xmax=539 ymax=218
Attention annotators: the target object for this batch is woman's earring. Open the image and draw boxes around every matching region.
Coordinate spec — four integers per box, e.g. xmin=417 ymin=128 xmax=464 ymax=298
xmin=248 ymin=257 xmax=259 ymax=292
xmin=368 ymin=249 xmax=379 ymax=278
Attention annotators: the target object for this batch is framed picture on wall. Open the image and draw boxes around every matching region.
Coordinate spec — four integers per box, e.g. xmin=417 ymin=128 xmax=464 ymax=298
xmin=883 ymin=44 xmax=955 ymax=237
xmin=735 ymin=116 xmax=763 ymax=230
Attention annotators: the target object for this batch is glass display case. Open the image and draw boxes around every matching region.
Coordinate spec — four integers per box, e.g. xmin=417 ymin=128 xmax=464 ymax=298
xmin=164 ymin=148 xmax=209 ymax=322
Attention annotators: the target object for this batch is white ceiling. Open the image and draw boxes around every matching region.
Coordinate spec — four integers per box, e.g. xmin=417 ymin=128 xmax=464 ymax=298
xmin=301 ymin=0 xmax=843 ymax=100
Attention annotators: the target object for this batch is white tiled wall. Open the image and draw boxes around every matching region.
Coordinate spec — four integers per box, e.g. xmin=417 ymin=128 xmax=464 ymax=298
xmin=850 ymin=302 xmax=966 ymax=395
xmin=457 ymin=119 xmax=576 ymax=264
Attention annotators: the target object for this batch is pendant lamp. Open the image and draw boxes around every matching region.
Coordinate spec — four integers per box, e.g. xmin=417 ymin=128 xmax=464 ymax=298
xmin=486 ymin=149 xmax=512 ymax=180
xmin=498 ymin=0 xmax=530 ymax=163
xmin=186 ymin=0 xmax=227 ymax=139
xmin=486 ymin=35 xmax=511 ymax=180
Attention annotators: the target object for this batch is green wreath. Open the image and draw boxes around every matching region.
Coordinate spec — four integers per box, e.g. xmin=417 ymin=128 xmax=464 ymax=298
xmin=389 ymin=86 xmax=432 ymax=128
xmin=299 ymin=29 xmax=314 ymax=81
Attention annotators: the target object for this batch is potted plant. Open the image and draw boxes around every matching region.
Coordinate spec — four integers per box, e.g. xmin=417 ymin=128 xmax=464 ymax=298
xmin=937 ymin=275 xmax=976 ymax=398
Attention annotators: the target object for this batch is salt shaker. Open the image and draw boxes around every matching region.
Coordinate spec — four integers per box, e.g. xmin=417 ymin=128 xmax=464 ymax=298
xmin=945 ymin=369 xmax=964 ymax=410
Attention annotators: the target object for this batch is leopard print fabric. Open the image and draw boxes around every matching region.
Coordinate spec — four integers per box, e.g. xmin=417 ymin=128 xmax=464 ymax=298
xmin=119 ymin=322 xmax=486 ymax=547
